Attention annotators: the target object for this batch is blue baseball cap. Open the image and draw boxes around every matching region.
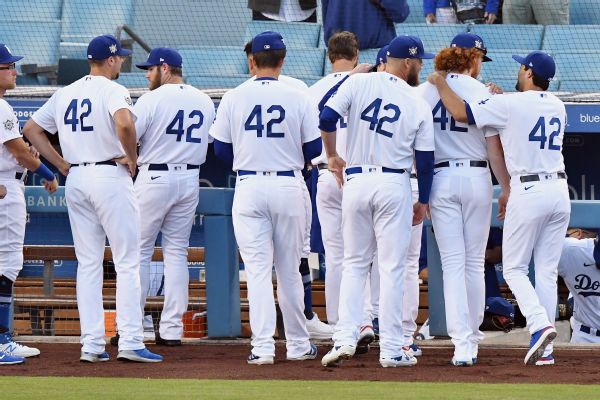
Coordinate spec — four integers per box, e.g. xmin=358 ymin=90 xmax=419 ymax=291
xmin=450 ymin=33 xmax=492 ymax=62
xmin=136 ymin=47 xmax=182 ymax=70
xmin=87 ymin=35 xmax=132 ymax=60
xmin=387 ymin=35 xmax=434 ymax=60
xmin=371 ymin=45 xmax=389 ymax=72
xmin=485 ymin=297 xmax=515 ymax=319
xmin=251 ymin=31 xmax=286 ymax=54
xmin=0 ymin=44 xmax=23 ymax=64
xmin=512 ymin=51 xmax=556 ymax=81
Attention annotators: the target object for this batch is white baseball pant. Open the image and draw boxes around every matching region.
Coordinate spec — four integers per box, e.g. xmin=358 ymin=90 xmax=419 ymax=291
xmin=65 ymin=163 xmax=144 ymax=354
xmin=301 ymin=179 xmax=311 ymax=258
xmin=135 ymin=164 xmax=199 ymax=340
xmin=430 ymin=165 xmax=491 ymax=360
xmin=570 ymin=318 xmax=600 ymax=344
xmin=233 ymin=173 xmax=310 ymax=359
xmin=0 ymin=176 xmax=25 ymax=282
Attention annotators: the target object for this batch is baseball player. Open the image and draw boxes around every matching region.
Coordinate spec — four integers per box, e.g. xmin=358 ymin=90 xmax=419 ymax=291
xmin=320 ymin=35 xmax=435 ymax=368
xmin=133 ymin=47 xmax=215 ymax=345
xmin=429 ymin=50 xmax=569 ymax=365
xmin=0 ymin=44 xmax=58 ymax=365
xmin=419 ymin=33 xmax=510 ymax=366
xmin=557 ymin=231 xmax=600 ymax=346
xmin=23 ymin=35 xmax=163 ymax=363
xmin=211 ymin=31 xmax=322 ymax=364
xmin=244 ymin=39 xmax=331 ymax=339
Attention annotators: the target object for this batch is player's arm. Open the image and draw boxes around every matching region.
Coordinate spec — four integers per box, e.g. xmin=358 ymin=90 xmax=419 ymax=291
xmin=210 ymin=94 xmax=234 ymax=168
xmin=317 ymin=64 xmax=372 ymax=113
xmin=413 ymin=106 xmax=435 ymax=225
xmin=22 ymin=119 xmax=69 ymax=177
xmin=427 ymin=71 xmax=470 ymax=123
xmin=113 ymin=108 xmax=137 ymax=176
xmin=300 ymin=98 xmax=322 ymax=162
xmin=486 ymin=135 xmax=510 ymax=220
xmin=3 ymin=137 xmax=58 ymax=193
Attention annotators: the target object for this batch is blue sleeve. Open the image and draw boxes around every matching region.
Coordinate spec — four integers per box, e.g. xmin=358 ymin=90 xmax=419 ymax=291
xmin=319 ymin=106 xmax=342 ymax=133
xmin=594 ymin=235 xmax=600 ymax=267
xmin=34 ymin=162 xmax=55 ymax=181
xmin=302 ymin=137 xmax=323 ymax=162
xmin=485 ymin=0 xmax=499 ymax=13
xmin=423 ymin=0 xmax=436 ymax=15
xmin=380 ymin=0 xmax=410 ymax=23
xmin=465 ymin=102 xmax=476 ymax=125
xmin=415 ymin=150 xmax=434 ymax=204
xmin=213 ymin=139 xmax=234 ymax=168
xmin=318 ymin=75 xmax=350 ymax=113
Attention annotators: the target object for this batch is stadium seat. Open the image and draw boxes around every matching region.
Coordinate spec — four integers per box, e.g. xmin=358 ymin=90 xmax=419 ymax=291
xmin=179 ymin=47 xmax=248 ymax=76
xmin=0 ymin=21 xmax=61 ymax=72
xmin=5 ymin=0 xmax=62 ymax=20
xmin=186 ymin=74 xmax=250 ymax=90
xmin=116 ymin=73 xmax=148 ymax=88
xmin=559 ymin=80 xmax=600 ymax=92
xmin=468 ymin=25 xmax=544 ymax=51
xmin=553 ymin=52 xmax=600 ymax=81
xmin=59 ymin=42 xmax=88 ymax=59
xmin=61 ymin=0 xmax=134 ymax=42
xmin=404 ymin=0 xmax=425 ymax=24
xmin=244 ymin=21 xmax=321 ymax=48
xmin=395 ymin=24 xmax=468 ymax=53
xmin=569 ymin=0 xmax=600 ymax=24
xmin=542 ymin=25 xmax=600 ymax=52
xmin=479 ymin=50 xmax=524 ymax=81
xmin=281 ymin=48 xmax=326 ymax=77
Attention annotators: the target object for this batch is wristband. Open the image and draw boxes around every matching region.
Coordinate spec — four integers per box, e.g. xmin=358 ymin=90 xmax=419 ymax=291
xmin=34 ymin=162 xmax=55 ymax=181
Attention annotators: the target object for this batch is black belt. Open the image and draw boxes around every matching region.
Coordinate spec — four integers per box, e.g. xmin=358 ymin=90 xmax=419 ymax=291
xmin=580 ymin=325 xmax=600 ymax=337
xmin=148 ymin=163 xmax=200 ymax=171
xmin=434 ymin=160 xmax=488 ymax=168
xmin=15 ymin=172 xmax=26 ymax=180
xmin=345 ymin=166 xmax=406 ymax=175
xmin=410 ymin=173 xmax=417 ymax=179
xmin=238 ymin=170 xmax=295 ymax=177
xmin=71 ymin=160 xmax=116 ymax=167
xmin=520 ymin=172 xmax=567 ymax=183
xmin=317 ymin=163 xmax=329 ymax=171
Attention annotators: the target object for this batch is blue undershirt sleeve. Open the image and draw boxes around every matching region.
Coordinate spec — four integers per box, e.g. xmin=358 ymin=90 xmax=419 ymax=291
xmin=319 ymin=106 xmax=342 ymax=133
xmin=318 ymin=75 xmax=350 ymax=113
xmin=415 ymin=150 xmax=434 ymax=204
xmin=302 ymin=137 xmax=323 ymax=162
xmin=213 ymin=139 xmax=234 ymax=168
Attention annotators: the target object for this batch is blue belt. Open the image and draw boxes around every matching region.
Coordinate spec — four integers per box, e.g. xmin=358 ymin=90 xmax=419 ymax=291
xmin=580 ymin=325 xmax=600 ymax=337
xmin=238 ymin=170 xmax=295 ymax=177
xmin=345 ymin=166 xmax=406 ymax=176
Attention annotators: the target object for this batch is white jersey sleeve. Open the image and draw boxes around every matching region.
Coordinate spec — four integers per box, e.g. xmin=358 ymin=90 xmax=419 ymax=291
xmin=323 ymin=73 xmax=354 ymax=118
xmin=414 ymin=103 xmax=435 ymax=152
xmin=134 ymin=94 xmax=151 ymax=141
xmin=300 ymin=96 xmax=320 ymax=144
xmin=468 ymin=94 xmax=510 ymax=131
xmin=31 ymin=93 xmax=59 ymax=134
xmin=210 ymin=92 xmax=233 ymax=144
xmin=0 ymin=100 xmax=23 ymax=173
xmin=107 ymin=85 xmax=136 ymax=119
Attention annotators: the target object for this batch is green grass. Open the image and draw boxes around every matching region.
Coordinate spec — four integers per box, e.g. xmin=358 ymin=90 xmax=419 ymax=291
xmin=1 ymin=377 xmax=598 ymax=400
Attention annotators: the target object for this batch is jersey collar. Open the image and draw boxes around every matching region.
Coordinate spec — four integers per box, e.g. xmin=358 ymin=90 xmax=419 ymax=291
xmin=254 ymin=77 xmax=277 ymax=81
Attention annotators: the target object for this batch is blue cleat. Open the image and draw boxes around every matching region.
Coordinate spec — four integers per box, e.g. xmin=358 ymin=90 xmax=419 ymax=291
xmin=525 ymin=326 xmax=557 ymax=365
xmin=0 ymin=351 xmax=24 ymax=365
xmin=535 ymin=354 xmax=555 ymax=366
xmin=80 ymin=351 xmax=110 ymax=363
xmin=287 ymin=343 xmax=317 ymax=361
xmin=406 ymin=343 xmax=422 ymax=357
xmin=117 ymin=347 xmax=163 ymax=363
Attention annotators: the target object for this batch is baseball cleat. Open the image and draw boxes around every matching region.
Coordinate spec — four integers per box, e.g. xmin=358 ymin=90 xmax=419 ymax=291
xmin=0 ymin=351 xmax=25 ymax=365
xmin=306 ymin=313 xmax=333 ymax=340
xmin=287 ymin=343 xmax=317 ymax=361
xmin=0 ymin=332 xmax=40 ymax=357
xmin=524 ymin=326 xmax=557 ymax=365
xmin=380 ymin=349 xmax=417 ymax=367
xmin=372 ymin=317 xmax=379 ymax=337
xmin=356 ymin=325 xmax=375 ymax=355
xmin=535 ymin=355 xmax=554 ymax=366
xmin=321 ymin=345 xmax=356 ymax=367
xmin=451 ymin=357 xmax=474 ymax=367
xmin=406 ymin=343 xmax=422 ymax=357
xmin=80 ymin=351 xmax=110 ymax=363
xmin=117 ymin=348 xmax=163 ymax=363
xmin=247 ymin=353 xmax=274 ymax=365
xmin=155 ymin=333 xmax=182 ymax=346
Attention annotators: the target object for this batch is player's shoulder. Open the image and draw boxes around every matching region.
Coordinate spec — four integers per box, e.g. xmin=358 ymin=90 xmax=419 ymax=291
xmin=279 ymin=74 xmax=309 ymax=90
xmin=308 ymin=72 xmax=348 ymax=94
xmin=0 ymin=98 xmax=13 ymax=114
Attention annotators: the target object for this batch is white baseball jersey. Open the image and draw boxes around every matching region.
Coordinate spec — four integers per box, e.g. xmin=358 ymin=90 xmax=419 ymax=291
xmin=419 ymin=74 xmax=498 ymax=163
xmin=134 ymin=84 xmax=215 ymax=165
xmin=324 ymin=72 xmax=434 ymax=170
xmin=558 ymin=238 xmax=600 ymax=330
xmin=244 ymin=74 xmax=309 ymax=91
xmin=32 ymin=75 xmax=135 ymax=164
xmin=0 ymin=99 xmax=23 ymax=173
xmin=468 ymin=91 xmax=566 ymax=176
xmin=308 ymin=72 xmax=349 ymax=165
xmin=211 ymin=79 xmax=319 ymax=171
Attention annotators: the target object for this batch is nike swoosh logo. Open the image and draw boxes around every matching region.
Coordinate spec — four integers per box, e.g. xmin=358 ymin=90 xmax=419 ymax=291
xmin=584 ymin=263 xmax=596 ymax=267
xmin=150 ymin=176 xmax=160 ymax=180
xmin=524 ymin=185 xmax=534 ymax=190
xmin=347 ymin=177 xmax=355 ymax=181
xmin=240 ymin=177 xmax=248 ymax=181
xmin=433 ymin=171 xmax=440 ymax=175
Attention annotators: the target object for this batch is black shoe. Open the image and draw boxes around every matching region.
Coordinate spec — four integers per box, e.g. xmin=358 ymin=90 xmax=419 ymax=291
xmin=155 ymin=334 xmax=182 ymax=346
xmin=110 ymin=333 xmax=119 ymax=346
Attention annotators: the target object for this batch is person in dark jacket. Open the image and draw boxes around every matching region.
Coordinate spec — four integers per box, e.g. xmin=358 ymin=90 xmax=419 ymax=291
xmin=322 ymin=0 xmax=410 ymax=49
xmin=248 ymin=0 xmax=318 ymax=22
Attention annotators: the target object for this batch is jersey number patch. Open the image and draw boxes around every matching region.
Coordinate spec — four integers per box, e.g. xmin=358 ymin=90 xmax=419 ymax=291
xmin=528 ymin=116 xmax=561 ymax=151
xmin=244 ymin=105 xmax=285 ymax=138
xmin=432 ymin=100 xmax=467 ymax=133
xmin=64 ymin=99 xmax=93 ymax=132
xmin=166 ymin=110 xmax=204 ymax=143
xmin=359 ymin=98 xmax=400 ymax=138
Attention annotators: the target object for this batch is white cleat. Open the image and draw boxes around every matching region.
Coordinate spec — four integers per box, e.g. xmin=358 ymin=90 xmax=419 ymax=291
xmin=0 ymin=333 xmax=40 ymax=358
xmin=321 ymin=345 xmax=356 ymax=367
xmin=380 ymin=349 xmax=418 ymax=368
xmin=306 ymin=313 xmax=333 ymax=340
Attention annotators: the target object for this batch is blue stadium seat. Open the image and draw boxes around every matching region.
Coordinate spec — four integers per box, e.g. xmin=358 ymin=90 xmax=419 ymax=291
xmin=186 ymin=74 xmax=250 ymax=89
xmin=395 ymin=24 xmax=468 ymax=53
xmin=479 ymin=50 xmax=523 ymax=81
xmin=179 ymin=47 xmax=248 ymax=76
xmin=244 ymin=21 xmax=321 ymax=48
xmin=569 ymin=0 xmax=600 ymax=24
xmin=59 ymin=42 xmax=88 ymax=59
xmin=404 ymin=0 xmax=425 ymax=24
xmin=5 ymin=0 xmax=62 ymax=20
xmin=0 ymin=21 xmax=61 ymax=71
xmin=542 ymin=25 xmax=600 ymax=52
xmin=61 ymin=0 xmax=134 ymax=42
xmin=116 ymin=73 xmax=148 ymax=88
xmin=559 ymin=80 xmax=600 ymax=92
xmin=468 ymin=25 xmax=544 ymax=51
xmin=281 ymin=48 xmax=326 ymax=77
xmin=553 ymin=52 xmax=600 ymax=81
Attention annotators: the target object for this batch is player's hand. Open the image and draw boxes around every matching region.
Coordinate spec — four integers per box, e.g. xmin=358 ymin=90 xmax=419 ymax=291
xmin=327 ymin=154 xmax=346 ymax=187
xmin=485 ymin=12 xmax=497 ymax=24
xmin=497 ymin=189 xmax=509 ymax=220
xmin=426 ymin=13 xmax=436 ymax=24
xmin=427 ymin=71 xmax=447 ymax=86
xmin=58 ymin=160 xmax=70 ymax=177
xmin=486 ymin=82 xmax=504 ymax=94
xmin=44 ymin=177 xmax=58 ymax=194
xmin=350 ymin=63 xmax=374 ymax=75
xmin=413 ymin=202 xmax=427 ymax=226
xmin=114 ymin=156 xmax=137 ymax=177
xmin=0 ymin=184 xmax=6 ymax=199
xmin=29 ymin=145 xmax=40 ymax=159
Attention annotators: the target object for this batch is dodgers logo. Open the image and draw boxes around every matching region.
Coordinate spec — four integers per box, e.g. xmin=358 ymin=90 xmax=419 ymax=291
xmin=574 ymin=274 xmax=600 ymax=297
xmin=479 ymin=98 xmax=491 ymax=105
xmin=409 ymin=47 xmax=418 ymax=56
xmin=109 ymin=44 xmax=117 ymax=54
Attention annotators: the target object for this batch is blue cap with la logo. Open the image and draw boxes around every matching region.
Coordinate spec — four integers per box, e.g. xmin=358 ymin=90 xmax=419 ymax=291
xmin=387 ymin=35 xmax=434 ymax=60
